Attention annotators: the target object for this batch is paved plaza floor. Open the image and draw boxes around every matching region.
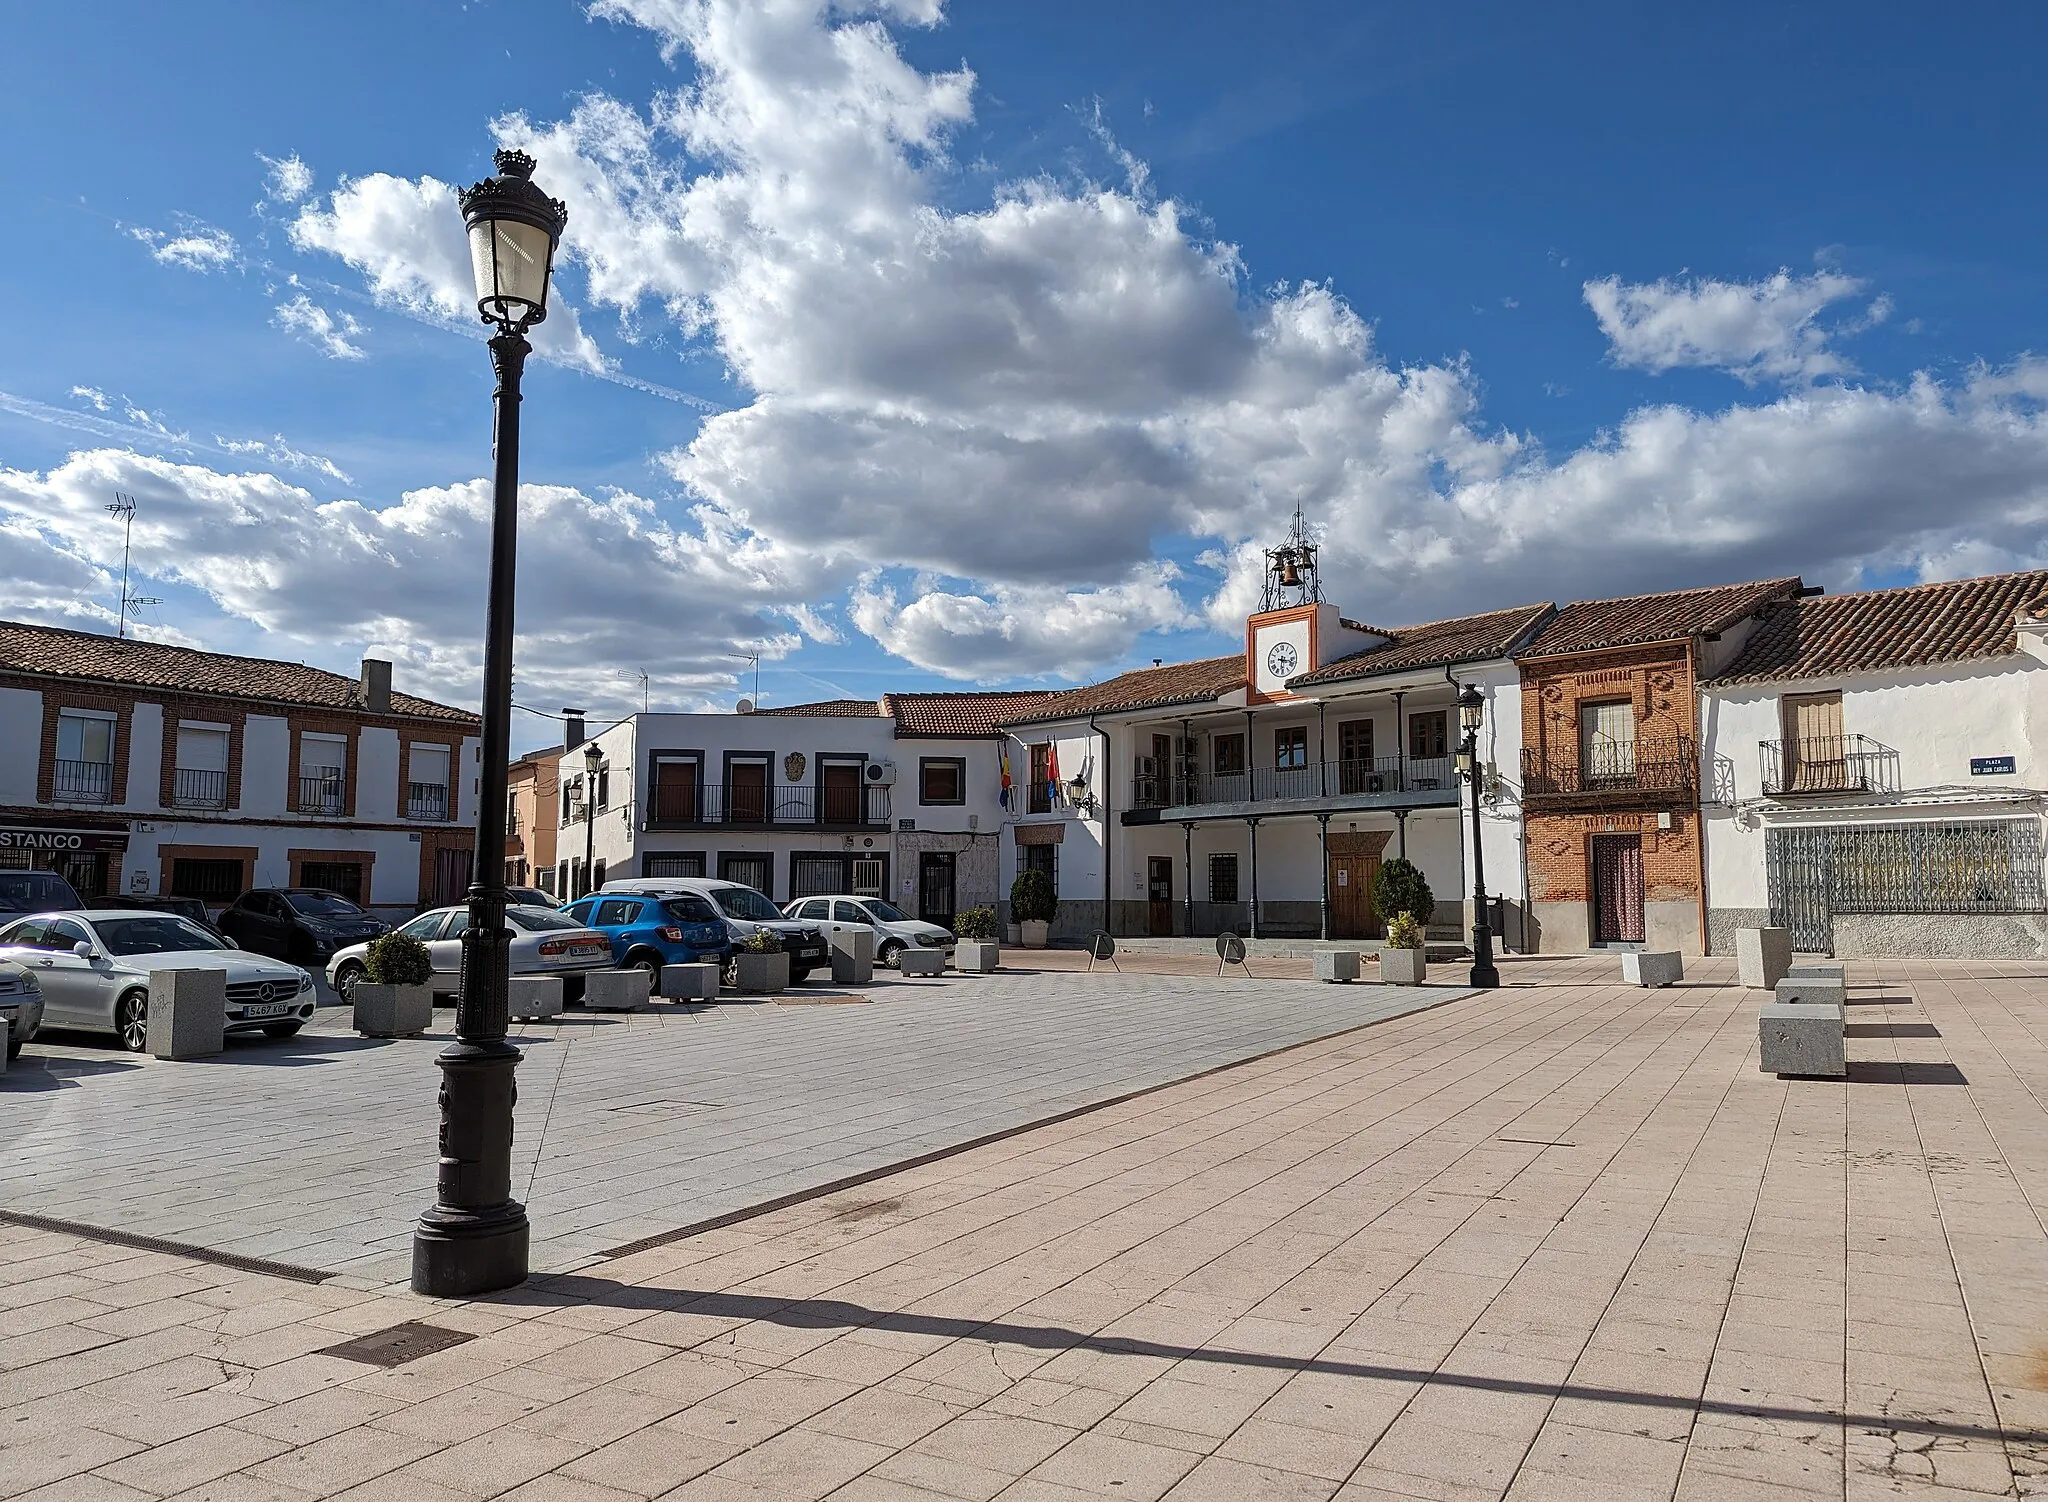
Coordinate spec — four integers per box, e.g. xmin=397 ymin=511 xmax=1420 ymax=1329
xmin=1 ymin=954 xmax=2045 ymax=1500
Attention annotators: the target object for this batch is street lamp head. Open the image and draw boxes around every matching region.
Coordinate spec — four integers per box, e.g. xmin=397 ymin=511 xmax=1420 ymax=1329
xmin=1458 ymin=683 xmax=1486 ymax=734
xmin=459 ymin=149 xmax=568 ymax=334
xmin=582 ymin=741 xmax=603 ymax=774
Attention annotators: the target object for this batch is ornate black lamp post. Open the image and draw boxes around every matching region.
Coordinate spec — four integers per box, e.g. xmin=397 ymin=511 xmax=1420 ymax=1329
xmin=411 ymin=149 xmax=567 ymax=1298
xmin=1457 ymin=684 xmax=1501 ymax=990
xmin=581 ymin=741 xmax=602 ymax=896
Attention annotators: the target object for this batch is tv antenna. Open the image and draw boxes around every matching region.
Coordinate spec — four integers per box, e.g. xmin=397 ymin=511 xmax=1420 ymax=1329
xmin=105 ymin=493 xmax=158 ymax=638
xmin=618 ymin=668 xmax=650 ymax=715
xmin=725 ymin=650 xmax=759 ymax=706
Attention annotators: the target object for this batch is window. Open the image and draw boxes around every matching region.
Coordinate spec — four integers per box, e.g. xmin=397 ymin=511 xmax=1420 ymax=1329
xmin=662 ymin=896 xmax=720 ymax=924
xmin=504 ymin=908 xmax=582 ymax=932
xmin=1212 ymin=734 xmax=1245 ymax=776
xmin=409 ymin=745 xmax=451 ymax=821
xmin=792 ymin=855 xmax=846 ymax=898
xmin=793 ymin=898 xmax=830 ymax=920
xmin=645 ymin=852 xmax=706 ymax=879
xmin=1408 ymin=711 xmax=1449 ymax=760
xmin=94 ymin=917 xmax=222 ymax=956
xmin=299 ymin=862 xmax=364 ymax=905
xmin=720 ymin=853 xmax=774 ymax=896
xmin=593 ymin=899 xmax=640 ymax=926
xmin=172 ymin=725 xmax=230 ymax=809
xmin=1781 ymin=692 xmax=1846 ymax=791
xmin=920 ymin=758 xmax=965 ymax=805
xmin=650 ymin=756 xmax=700 ymax=822
xmin=1029 ymin=743 xmax=1052 ymax=814
xmin=595 ymin=761 xmax=611 ymax=811
xmin=1209 ymin=853 xmax=1239 ymax=904
xmin=1024 ymin=842 xmax=1058 ymax=888
xmin=54 ymin=711 xmax=114 ymax=802
xmin=1337 ymin=720 xmax=1377 ymax=794
xmin=832 ymin=899 xmax=868 ymax=923
xmin=561 ymin=775 xmax=580 ymax=827
xmin=536 ymin=868 xmax=555 ymax=896
xmin=561 ymin=902 xmax=595 ymax=927
xmin=1275 ymin=726 xmax=1308 ymax=770
xmin=299 ymin=733 xmax=347 ymax=815
xmin=1579 ymin=699 xmax=1636 ymax=779
xmin=556 ymin=861 xmax=569 ymax=894
xmin=170 ymin=858 xmax=243 ymax=904
xmin=592 ymin=859 xmax=608 ymax=890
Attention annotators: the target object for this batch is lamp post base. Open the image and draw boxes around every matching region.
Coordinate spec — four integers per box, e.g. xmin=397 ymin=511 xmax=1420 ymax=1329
xmin=1468 ymin=923 xmax=1500 ymax=990
xmin=410 ymin=1038 xmax=529 ymax=1298
xmin=412 ymin=1208 xmax=530 ymax=1298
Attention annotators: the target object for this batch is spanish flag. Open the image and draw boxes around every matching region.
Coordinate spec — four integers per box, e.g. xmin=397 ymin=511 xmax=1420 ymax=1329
xmin=999 ymin=745 xmax=1013 ymax=811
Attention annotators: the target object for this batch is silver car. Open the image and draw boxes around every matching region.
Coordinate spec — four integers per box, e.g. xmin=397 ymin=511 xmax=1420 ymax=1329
xmin=0 ymin=962 xmax=44 ymax=1058
xmin=0 ymin=910 xmax=315 ymax=1052
xmin=325 ymin=904 xmax=614 ymax=1003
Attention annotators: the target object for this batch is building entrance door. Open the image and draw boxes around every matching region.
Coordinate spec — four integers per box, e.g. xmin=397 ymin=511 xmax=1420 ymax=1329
xmin=1589 ymin=834 xmax=1645 ymax=944
xmin=1329 ymin=854 xmax=1379 ymax=939
xmin=1147 ymin=857 xmax=1174 ymax=936
xmin=918 ymin=852 xmax=956 ymax=928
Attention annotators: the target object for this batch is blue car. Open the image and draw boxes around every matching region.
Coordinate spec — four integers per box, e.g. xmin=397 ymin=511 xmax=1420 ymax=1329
xmin=560 ymin=891 xmax=731 ymax=981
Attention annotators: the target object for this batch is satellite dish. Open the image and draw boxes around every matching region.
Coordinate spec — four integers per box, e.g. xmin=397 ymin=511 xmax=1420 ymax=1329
xmin=736 ymin=698 xmax=755 ymax=715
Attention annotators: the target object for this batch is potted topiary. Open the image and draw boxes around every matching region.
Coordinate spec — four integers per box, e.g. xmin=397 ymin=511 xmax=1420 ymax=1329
xmin=1010 ymin=870 xmax=1057 ymax=948
xmin=1380 ymin=912 xmax=1428 ymax=985
xmin=954 ymin=906 xmax=1000 ymax=973
xmin=1371 ymin=857 xmax=1435 ymax=936
xmin=734 ymin=926 xmax=789 ymax=994
xmin=355 ymin=932 xmax=434 ymax=1037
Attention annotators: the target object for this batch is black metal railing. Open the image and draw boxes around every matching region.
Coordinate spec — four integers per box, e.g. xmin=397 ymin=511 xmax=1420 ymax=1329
xmin=1760 ymin=735 xmax=1900 ymax=797
xmin=171 ymin=767 xmax=227 ymax=809
xmin=645 ymin=780 xmax=891 ymax=828
xmin=298 ymin=773 xmax=345 ymax=815
xmin=1130 ymin=755 xmax=1459 ymax=810
xmin=52 ymin=758 xmax=113 ymax=802
xmin=1522 ymin=735 xmax=1697 ymax=804
xmin=406 ymin=782 xmax=449 ymax=821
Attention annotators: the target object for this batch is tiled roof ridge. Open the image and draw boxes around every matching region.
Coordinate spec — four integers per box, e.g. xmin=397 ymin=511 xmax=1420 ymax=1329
xmin=1556 ymin=575 xmax=1803 ymax=614
xmin=998 ymin=653 xmax=1246 ymax=726
xmin=751 ymin=698 xmax=885 ymax=716
xmin=1290 ymin=602 xmax=1556 ymax=686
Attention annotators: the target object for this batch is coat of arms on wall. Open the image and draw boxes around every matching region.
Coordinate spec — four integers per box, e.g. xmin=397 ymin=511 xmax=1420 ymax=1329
xmin=784 ymin=752 xmax=807 ymax=782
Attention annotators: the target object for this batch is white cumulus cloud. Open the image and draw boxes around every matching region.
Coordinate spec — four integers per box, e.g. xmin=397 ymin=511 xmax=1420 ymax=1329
xmin=1583 ymin=268 xmax=1888 ymax=385
xmin=260 ymin=152 xmax=315 ymax=204
xmin=127 ymin=220 xmax=240 ymax=273
xmin=272 ymin=294 xmax=366 ymax=361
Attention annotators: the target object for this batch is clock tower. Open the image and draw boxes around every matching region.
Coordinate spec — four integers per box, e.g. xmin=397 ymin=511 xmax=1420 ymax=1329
xmin=1244 ymin=508 xmax=1386 ymax=702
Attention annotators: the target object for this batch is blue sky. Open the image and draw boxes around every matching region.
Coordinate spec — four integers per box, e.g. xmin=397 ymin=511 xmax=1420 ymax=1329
xmin=3 ymin=1 xmax=2045 ymax=749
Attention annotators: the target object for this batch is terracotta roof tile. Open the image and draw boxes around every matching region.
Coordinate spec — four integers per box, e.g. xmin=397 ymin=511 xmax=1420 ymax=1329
xmin=751 ymin=698 xmax=884 ymax=717
xmin=0 ymin=619 xmax=476 ymax=723
xmin=1000 ymin=655 xmax=1247 ymax=726
xmin=885 ymin=691 xmax=1063 ymax=738
xmin=1291 ymin=604 xmax=1554 ymax=686
xmin=1520 ymin=577 xmax=1803 ymax=658
xmin=1707 ymin=569 xmax=2048 ymax=686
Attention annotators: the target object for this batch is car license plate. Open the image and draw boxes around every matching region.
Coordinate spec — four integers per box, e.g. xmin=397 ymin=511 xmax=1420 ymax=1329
xmin=242 ymin=1002 xmax=291 ymax=1020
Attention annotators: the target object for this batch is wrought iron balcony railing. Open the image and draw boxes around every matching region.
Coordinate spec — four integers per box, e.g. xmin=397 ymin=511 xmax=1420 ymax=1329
xmin=52 ymin=758 xmax=113 ymax=803
xmin=1760 ymin=735 xmax=1900 ymax=798
xmin=171 ymin=767 xmax=228 ymax=809
xmin=406 ymin=781 xmax=449 ymax=821
xmin=1129 ymin=755 xmax=1459 ymax=810
xmin=646 ymin=781 xmax=891 ymax=828
xmin=298 ymin=773 xmax=345 ymax=815
xmin=1522 ymin=736 xmax=1698 ymax=805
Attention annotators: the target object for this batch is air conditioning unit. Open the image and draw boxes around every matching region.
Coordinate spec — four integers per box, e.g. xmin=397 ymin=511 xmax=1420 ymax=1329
xmin=865 ymin=761 xmax=897 ymax=786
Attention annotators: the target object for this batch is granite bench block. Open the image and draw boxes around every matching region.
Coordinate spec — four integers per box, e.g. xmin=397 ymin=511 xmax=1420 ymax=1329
xmin=1621 ymin=951 xmax=1684 ymax=987
xmin=585 ymin=969 xmax=652 ymax=1012
xmin=148 ymin=968 xmax=226 ymax=1059
xmin=509 ymin=976 xmax=563 ymax=1020
xmin=1736 ymin=927 xmax=1793 ymax=989
xmin=1776 ymin=974 xmax=1847 ymax=1009
xmin=955 ymin=940 xmax=1001 ymax=974
xmin=830 ymin=947 xmax=873 ymax=985
xmin=1313 ymin=951 xmax=1361 ymax=984
xmin=1788 ymin=962 xmax=1846 ymax=980
xmin=660 ymin=962 xmax=721 ymax=1001
xmin=897 ymin=949 xmax=946 ymax=976
xmin=1760 ymin=1002 xmax=1846 ymax=1078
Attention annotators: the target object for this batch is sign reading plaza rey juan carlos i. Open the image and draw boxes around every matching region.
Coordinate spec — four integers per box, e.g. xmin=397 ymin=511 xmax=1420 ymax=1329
xmin=1971 ymin=756 xmax=2018 ymax=776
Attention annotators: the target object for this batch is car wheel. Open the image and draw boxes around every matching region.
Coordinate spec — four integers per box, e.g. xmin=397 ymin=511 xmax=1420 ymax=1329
xmin=877 ymin=941 xmax=904 ymax=969
xmin=116 ymin=989 xmax=150 ymax=1053
xmin=263 ymin=1023 xmax=302 ymax=1039
xmin=334 ymin=962 xmax=364 ymax=1004
xmin=625 ymin=951 xmax=663 ymax=984
xmin=789 ymin=966 xmax=813 ymax=985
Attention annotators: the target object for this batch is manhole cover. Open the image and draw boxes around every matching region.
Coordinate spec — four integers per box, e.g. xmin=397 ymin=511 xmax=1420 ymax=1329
xmin=318 ymin=1322 xmax=476 ymax=1368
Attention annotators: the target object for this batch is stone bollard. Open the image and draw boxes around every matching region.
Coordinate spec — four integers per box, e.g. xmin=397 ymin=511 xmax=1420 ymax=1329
xmin=1760 ymin=1003 xmax=1845 ymax=1078
xmin=509 ymin=976 xmax=563 ymax=1021
xmin=585 ymin=969 xmax=652 ymax=1012
xmin=1735 ymin=927 xmax=1793 ymax=990
xmin=955 ymin=940 xmax=1001 ymax=974
xmin=1621 ymin=951 xmax=1684 ymax=988
xmin=660 ymin=962 xmax=721 ymax=1002
xmin=1775 ymin=973 xmax=1846 ymax=1010
xmin=1313 ymin=950 xmax=1361 ymax=984
xmin=353 ymin=983 xmax=433 ymax=1039
xmin=831 ymin=927 xmax=874 ymax=985
xmin=897 ymin=948 xmax=946 ymax=976
xmin=148 ymin=968 xmax=227 ymax=1058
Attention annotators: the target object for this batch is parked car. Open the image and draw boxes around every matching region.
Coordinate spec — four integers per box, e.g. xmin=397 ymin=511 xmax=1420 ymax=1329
xmin=87 ymin=893 xmax=227 ymax=940
xmin=326 ymin=904 xmax=614 ymax=1004
xmin=782 ymin=895 xmax=956 ymax=967
xmin=558 ymin=891 xmax=732 ymax=981
xmin=505 ymin=885 xmax=555 ymax=908
xmin=595 ymin=879 xmax=829 ymax=982
xmin=217 ymin=889 xmax=390 ymax=965
xmin=0 ymin=870 xmax=83 ymax=917
xmin=0 ymin=962 xmax=44 ymax=1058
xmin=0 ymin=910 xmax=314 ymax=1051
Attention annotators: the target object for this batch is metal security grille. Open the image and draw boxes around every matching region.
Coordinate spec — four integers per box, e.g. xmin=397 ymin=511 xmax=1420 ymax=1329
xmin=1766 ymin=819 xmax=2047 ymax=953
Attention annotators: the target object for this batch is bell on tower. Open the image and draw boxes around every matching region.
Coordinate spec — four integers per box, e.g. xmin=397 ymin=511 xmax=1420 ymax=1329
xmin=1259 ymin=506 xmax=1324 ymax=611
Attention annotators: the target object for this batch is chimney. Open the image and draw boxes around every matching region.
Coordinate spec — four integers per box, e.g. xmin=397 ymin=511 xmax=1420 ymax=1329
xmin=563 ymin=713 xmax=586 ymax=749
xmin=359 ymin=659 xmax=392 ymax=715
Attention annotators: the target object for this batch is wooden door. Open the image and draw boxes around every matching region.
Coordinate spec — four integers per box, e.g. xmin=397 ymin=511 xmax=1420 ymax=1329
xmin=1590 ymin=834 xmax=1645 ymax=943
xmin=1330 ymin=854 xmax=1379 ymax=939
xmin=653 ymin=759 xmax=697 ymax=822
xmin=1337 ymin=720 xmax=1374 ymax=794
xmin=1151 ymin=734 xmax=1174 ymax=806
xmin=729 ymin=761 xmax=767 ymax=823
xmin=1147 ymin=857 xmax=1174 ymax=936
xmin=1782 ymin=693 xmax=1845 ymax=791
xmin=822 ymin=762 xmax=862 ymax=823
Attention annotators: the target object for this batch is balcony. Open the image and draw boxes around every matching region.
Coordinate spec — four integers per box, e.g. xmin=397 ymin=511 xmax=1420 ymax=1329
xmin=52 ymin=758 xmax=113 ymax=803
xmin=1760 ymin=735 xmax=1900 ymax=798
xmin=1521 ymin=736 xmax=1697 ymax=809
xmin=1123 ymin=755 xmax=1460 ymax=823
xmin=645 ymin=781 xmax=891 ymax=830
xmin=171 ymin=767 xmax=228 ymax=810
xmin=298 ymin=773 xmax=345 ymax=816
xmin=407 ymin=782 xmax=449 ymax=821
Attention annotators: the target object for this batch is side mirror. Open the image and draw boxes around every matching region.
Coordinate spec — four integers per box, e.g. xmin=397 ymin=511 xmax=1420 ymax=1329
xmin=72 ymin=941 xmax=95 ymax=959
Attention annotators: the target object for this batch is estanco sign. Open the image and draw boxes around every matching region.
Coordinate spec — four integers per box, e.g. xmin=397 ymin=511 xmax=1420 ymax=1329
xmin=0 ymin=827 xmax=129 ymax=853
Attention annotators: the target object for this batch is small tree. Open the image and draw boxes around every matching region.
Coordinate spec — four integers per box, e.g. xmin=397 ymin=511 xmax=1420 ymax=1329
xmin=1372 ymin=857 xmax=1434 ymax=931
xmin=739 ymin=927 xmax=784 ymax=954
xmin=955 ymin=905 xmax=998 ymax=940
xmin=365 ymin=932 xmax=432 ymax=987
xmin=1009 ymin=869 xmax=1058 ymax=924
xmin=1384 ymin=912 xmax=1426 ymax=951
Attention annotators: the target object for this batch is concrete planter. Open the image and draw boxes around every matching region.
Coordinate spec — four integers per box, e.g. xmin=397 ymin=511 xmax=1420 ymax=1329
xmin=956 ymin=940 xmax=1001 ymax=973
xmin=147 ymin=968 xmax=227 ymax=1059
xmin=660 ymin=962 xmax=720 ymax=1001
xmin=898 ymin=948 xmax=946 ymax=976
xmin=353 ymin=982 xmax=432 ymax=1039
xmin=585 ymin=969 xmax=652 ymax=1013
xmin=1313 ymin=950 xmax=1361 ymax=984
xmin=1620 ymin=951 xmax=1684 ymax=988
xmin=830 ymin=928 xmax=874 ymax=985
xmin=1736 ymin=927 xmax=1793 ymax=990
xmin=1004 ymin=923 xmax=1022 ymax=945
xmin=1020 ymin=920 xmax=1050 ymax=949
xmin=508 ymin=976 xmax=563 ymax=1021
xmin=735 ymin=952 xmax=790 ymax=994
xmin=1380 ymin=948 xmax=1427 ymax=986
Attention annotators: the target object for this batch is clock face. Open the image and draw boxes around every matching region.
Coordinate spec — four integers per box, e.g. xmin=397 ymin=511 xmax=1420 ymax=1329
xmin=1265 ymin=640 xmax=1299 ymax=679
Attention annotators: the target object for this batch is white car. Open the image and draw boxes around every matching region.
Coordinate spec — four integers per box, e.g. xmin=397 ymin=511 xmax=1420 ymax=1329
xmin=0 ymin=962 xmax=45 ymax=1057
xmin=325 ymin=904 xmax=614 ymax=1004
xmin=0 ymin=910 xmax=315 ymax=1052
xmin=781 ymin=895 xmax=956 ymax=967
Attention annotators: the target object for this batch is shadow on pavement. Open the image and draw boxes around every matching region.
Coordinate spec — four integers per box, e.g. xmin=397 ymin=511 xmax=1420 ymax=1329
xmin=1 ymin=1053 xmax=143 ymax=1090
xmin=1844 ymin=1059 xmax=1968 ymax=1086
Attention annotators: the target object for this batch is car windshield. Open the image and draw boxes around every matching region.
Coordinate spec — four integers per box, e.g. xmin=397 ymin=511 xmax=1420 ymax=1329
xmin=93 ymin=917 xmax=226 ymax=956
xmin=663 ymin=896 xmax=721 ymax=924
xmin=862 ymin=900 xmax=911 ymax=923
xmin=505 ymin=907 xmax=582 ymax=932
xmin=712 ymin=886 xmax=781 ymax=922
xmin=286 ymin=892 xmax=363 ymax=917
xmin=0 ymin=873 xmax=82 ymax=914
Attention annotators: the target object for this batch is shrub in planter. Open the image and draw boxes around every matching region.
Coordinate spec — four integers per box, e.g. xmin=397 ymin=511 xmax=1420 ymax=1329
xmin=1011 ymin=871 xmax=1056 ymax=947
xmin=1384 ymin=912 xmax=1426 ymax=950
xmin=366 ymin=932 xmax=432 ymax=986
xmin=954 ymin=906 xmax=998 ymax=941
xmin=1380 ymin=911 xmax=1427 ymax=986
xmin=954 ymin=906 xmax=1000 ymax=972
xmin=739 ymin=927 xmax=784 ymax=954
xmin=356 ymin=931 xmax=433 ymax=1037
xmin=734 ymin=926 xmax=789 ymax=993
xmin=1372 ymin=859 xmax=1434 ymax=932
